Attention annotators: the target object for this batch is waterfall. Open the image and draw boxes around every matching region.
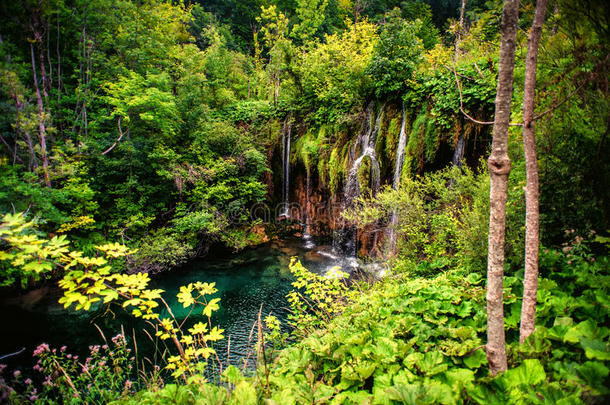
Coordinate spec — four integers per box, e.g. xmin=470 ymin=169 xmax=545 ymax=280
xmin=387 ymin=103 xmax=408 ymax=252
xmin=345 ymin=104 xmax=384 ymax=206
xmin=338 ymin=104 xmax=384 ymax=256
xmin=303 ymin=168 xmax=315 ymax=249
xmin=281 ymin=116 xmax=292 ymax=216
xmin=305 ymin=169 xmax=311 ymax=232
xmin=393 ymin=103 xmax=408 ymax=190
xmin=452 ymin=133 xmax=465 ymax=167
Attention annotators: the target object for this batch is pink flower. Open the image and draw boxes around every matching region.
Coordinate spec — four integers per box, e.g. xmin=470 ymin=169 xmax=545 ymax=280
xmin=25 ymin=378 xmax=32 ymax=385
xmin=112 ymin=334 xmax=126 ymax=346
xmin=12 ymin=370 xmax=20 ymax=378
xmin=60 ymin=346 xmax=67 ymax=352
xmin=33 ymin=343 xmax=50 ymax=357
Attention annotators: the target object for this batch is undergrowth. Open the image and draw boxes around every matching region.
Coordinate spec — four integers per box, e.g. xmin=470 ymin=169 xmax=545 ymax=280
xmin=53 ymin=235 xmax=608 ymax=405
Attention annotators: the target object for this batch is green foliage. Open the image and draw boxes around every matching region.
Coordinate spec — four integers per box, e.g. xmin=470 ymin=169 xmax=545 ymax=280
xmin=264 ymin=242 xmax=609 ymax=404
xmin=286 ymin=259 xmax=357 ymax=339
xmin=0 ymin=212 xmax=70 ymax=287
xmin=344 ymin=165 xmax=525 ymax=275
xmin=298 ymin=20 xmax=378 ymax=121
xmin=367 ymin=9 xmax=424 ymax=98
xmin=291 ymin=0 xmax=329 ymax=44
xmin=127 ymin=229 xmax=196 ymax=274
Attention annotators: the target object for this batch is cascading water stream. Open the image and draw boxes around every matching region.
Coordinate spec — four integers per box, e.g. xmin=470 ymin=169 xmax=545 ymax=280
xmin=339 ymin=104 xmax=384 ymax=256
xmin=281 ymin=117 xmax=292 ymax=217
xmin=303 ymin=168 xmax=315 ymax=249
xmin=387 ymin=103 xmax=408 ymax=252
xmin=345 ymin=104 xmax=384 ymax=206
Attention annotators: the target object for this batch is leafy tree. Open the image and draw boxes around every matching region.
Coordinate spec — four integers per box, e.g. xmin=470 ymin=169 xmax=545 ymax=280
xmin=367 ymin=9 xmax=424 ymax=98
xmin=299 ymin=19 xmax=378 ymax=120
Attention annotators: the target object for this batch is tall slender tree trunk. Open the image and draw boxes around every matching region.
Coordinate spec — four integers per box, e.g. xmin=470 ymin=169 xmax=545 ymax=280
xmin=30 ymin=43 xmax=51 ymax=187
xmin=519 ymin=0 xmax=548 ymax=344
xmin=457 ymin=0 xmax=466 ymax=49
xmin=486 ymin=0 xmax=519 ymax=376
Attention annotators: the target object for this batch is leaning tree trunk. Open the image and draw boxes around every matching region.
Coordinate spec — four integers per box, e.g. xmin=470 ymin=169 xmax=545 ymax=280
xmin=519 ymin=0 xmax=548 ymax=344
xmin=486 ymin=0 xmax=519 ymax=376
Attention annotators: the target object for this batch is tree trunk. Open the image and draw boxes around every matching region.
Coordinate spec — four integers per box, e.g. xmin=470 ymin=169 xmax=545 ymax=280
xmin=457 ymin=0 xmax=466 ymax=47
xmin=519 ymin=0 xmax=548 ymax=344
xmin=486 ymin=0 xmax=519 ymax=376
xmin=30 ymin=43 xmax=51 ymax=187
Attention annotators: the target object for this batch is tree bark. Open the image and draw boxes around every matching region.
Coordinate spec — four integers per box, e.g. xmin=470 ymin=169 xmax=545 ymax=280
xmin=519 ymin=0 xmax=548 ymax=344
xmin=3 ymin=70 xmax=37 ymax=169
xmin=486 ymin=0 xmax=519 ymax=376
xmin=30 ymin=43 xmax=51 ymax=187
xmin=458 ymin=0 xmax=466 ymax=44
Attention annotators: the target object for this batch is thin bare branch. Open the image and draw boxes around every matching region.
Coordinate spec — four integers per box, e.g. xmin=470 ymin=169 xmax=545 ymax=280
xmin=101 ymin=117 xmax=125 ymax=155
xmin=532 ymin=80 xmax=587 ymax=121
xmin=448 ymin=60 xmax=522 ymax=127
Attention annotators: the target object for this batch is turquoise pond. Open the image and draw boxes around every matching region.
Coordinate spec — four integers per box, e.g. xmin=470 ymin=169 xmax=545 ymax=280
xmin=0 ymin=238 xmax=356 ymax=375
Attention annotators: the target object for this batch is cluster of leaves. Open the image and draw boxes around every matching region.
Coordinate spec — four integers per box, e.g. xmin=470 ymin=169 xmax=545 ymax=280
xmin=0 ymin=151 xmax=99 ymax=234
xmin=60 ymin=271 xmax=225 ymax=379
xmin=0 ymin=212 xmax=130 ymax=288
xmin=285 ymin=259 xmax=358 ymax=340
xmin=111 ymin=365 xmax=258 ymax=405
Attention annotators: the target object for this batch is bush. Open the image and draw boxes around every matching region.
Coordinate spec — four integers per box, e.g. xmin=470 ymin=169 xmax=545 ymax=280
xmin=344 ymin=164 xmax=525 ymax=275
xmin=128 ymin=230 xmax=195 ymax=274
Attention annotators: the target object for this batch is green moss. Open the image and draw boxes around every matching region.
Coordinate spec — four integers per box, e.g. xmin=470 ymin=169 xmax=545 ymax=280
xmin=265 ymin=119 xmax=282 ymax=147
xmin=423 ymin=115 xmax=439 ymax=163
xmin=406 ymin=110 xmax=428 ymax=173
xmin=384 ymin=116 xmax=401 ymax=163
xmin=328 ymin=147 xmax=344 ymax=195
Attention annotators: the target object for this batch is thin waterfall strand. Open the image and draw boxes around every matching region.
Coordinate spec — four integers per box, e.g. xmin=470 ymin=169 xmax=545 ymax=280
xmin=281 ymin=117 xmax=292 ymax=216
xmin=387 ymin=103 xmax=408 ymax=252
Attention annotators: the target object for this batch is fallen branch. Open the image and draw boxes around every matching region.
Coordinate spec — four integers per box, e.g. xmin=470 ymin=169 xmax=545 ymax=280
xmin=0 ymin=347 xmax=25 ymax=361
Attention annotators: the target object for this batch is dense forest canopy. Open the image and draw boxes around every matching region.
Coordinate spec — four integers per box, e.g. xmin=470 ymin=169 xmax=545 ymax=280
xmin=0 ymin=0 xmax=609 ymax=403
